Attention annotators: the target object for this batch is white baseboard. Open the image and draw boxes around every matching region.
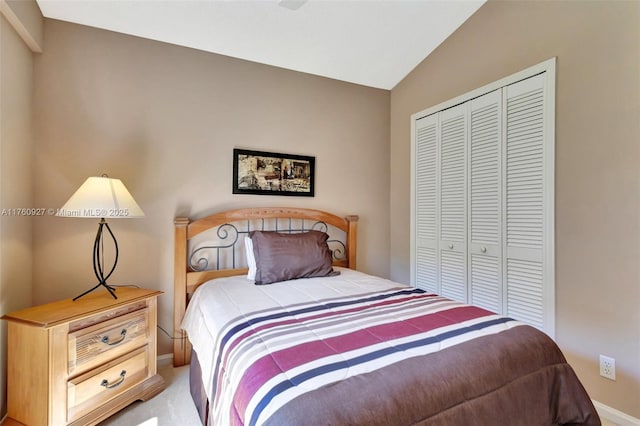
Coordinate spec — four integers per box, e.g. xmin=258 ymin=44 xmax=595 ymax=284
xmin=594 ymin=400 xmax=640 ymax=426
xmin=157 ymin=353 xmax=174 ymax=367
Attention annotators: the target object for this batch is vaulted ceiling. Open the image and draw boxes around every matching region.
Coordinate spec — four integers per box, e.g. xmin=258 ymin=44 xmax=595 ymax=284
xmin=36 ymin=0 xmax=485 ymax=90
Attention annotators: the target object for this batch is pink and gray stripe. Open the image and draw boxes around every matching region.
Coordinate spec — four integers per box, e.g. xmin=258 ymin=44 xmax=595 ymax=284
xmin=209 ymin=287 xmax=519 ymax=426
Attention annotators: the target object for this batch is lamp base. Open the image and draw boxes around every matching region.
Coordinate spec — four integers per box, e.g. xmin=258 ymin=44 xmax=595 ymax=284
xmin=73 ymin=281 xmax=117 ymax=301
xmin=73 ymin=218 xmax=120 ymax=301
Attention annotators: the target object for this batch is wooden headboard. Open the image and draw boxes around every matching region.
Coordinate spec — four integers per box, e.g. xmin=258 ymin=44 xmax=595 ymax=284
xmin=173 ymin=207 xmax=359 ymax=366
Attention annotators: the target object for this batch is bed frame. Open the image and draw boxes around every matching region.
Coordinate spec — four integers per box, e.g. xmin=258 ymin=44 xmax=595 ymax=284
xmin=173 ymin=207 xmax=359 ymax=366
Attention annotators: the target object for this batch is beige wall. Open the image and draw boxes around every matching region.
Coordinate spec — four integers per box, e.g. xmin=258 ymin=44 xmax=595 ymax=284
xmin=3 ymin=0 xmax=43 ymax=52
xmin=390 ymin=0 xmax=639 ymax=417
xmin=32 ymin=19 xmax=390 ymax=355
xmin=0 ymin=8 xmax=38 ymax=417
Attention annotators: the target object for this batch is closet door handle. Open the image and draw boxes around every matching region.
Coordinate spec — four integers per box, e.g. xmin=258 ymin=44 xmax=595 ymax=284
xmin=481 ymin=247 xmax=487 ymax=253
xmin=448 ymin=243 xmax=454 ymax=249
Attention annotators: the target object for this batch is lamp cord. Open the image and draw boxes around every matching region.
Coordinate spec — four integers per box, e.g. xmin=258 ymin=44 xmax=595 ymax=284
xmin=157 ymin=325 xmax=182 ymax=340
xmin=109 ymin=283 xmax=182 ymax=340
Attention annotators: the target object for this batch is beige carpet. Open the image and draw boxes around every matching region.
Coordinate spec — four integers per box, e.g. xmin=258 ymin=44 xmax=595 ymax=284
xmin=99 ymin=364 xmax=201 ymax=426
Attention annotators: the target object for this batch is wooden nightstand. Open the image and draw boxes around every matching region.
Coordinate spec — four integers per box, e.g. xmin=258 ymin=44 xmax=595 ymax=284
xmin=2 ymin=287 xmax=165 ymax=426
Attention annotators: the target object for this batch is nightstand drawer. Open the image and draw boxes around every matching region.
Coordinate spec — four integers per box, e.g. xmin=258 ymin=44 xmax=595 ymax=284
xmin=67 ymin=346 xmax=149 ymax=422
xmin=68 ymin=308 xmax=149 ymax=376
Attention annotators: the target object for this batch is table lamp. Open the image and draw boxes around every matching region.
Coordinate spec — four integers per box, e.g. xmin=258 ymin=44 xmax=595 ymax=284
xmin=57 ymin=175 xmax=144 ymax=300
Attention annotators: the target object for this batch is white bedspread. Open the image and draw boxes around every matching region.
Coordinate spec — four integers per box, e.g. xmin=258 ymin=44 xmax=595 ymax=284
xmin=180 ymin=267 xmax=409 ymax=405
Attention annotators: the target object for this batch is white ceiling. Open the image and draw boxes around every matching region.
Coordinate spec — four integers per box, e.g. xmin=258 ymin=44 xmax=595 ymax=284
xmin=35 ymin=0 xmax=485 ymax=90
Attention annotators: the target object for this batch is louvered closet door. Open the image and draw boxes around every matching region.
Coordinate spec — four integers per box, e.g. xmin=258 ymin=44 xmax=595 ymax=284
xmin=503 ymin=73 xmax=549 ymax=330
xmin=469 ymin=90 xmax=503 ymax=313
xmin=439 ymin=104 xmax=467 ymax=302
xmin=414 ymin=113 xmax=439 ymax=293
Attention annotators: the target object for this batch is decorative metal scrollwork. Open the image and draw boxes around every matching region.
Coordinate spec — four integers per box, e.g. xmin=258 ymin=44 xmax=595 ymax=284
xmin=311 ymin=221 xmax=328 ymax=233
xmin=188 ymin=218 xmax=344 ymax=272
xmin=189 ymin=223 xmax=242 ymax=271
xmin=328 ymin=240 xmax=347 ymax=261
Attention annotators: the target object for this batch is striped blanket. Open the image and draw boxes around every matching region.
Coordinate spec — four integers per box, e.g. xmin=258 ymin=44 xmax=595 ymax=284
xmin=209 ymin=285 xmax=522 ymax=426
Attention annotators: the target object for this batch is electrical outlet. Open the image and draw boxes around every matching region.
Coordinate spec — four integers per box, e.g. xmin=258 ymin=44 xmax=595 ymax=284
xmin=599 ymin=355 xmax=616 ymax=380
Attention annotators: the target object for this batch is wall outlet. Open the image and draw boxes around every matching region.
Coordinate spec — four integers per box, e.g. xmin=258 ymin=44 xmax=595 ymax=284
xmin=599 ymin=355 xmax=616 ymax=380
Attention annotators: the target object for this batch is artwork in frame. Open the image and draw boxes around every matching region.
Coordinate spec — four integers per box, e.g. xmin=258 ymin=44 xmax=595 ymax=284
xmin=232 ymin=149 xmax=315 ymax=197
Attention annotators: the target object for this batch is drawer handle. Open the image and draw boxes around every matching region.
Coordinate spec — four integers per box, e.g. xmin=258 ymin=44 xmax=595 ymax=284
xmin=101 ymin=329 xmax=127 ymax=346
xmin=101 ymin=370 xmax=126 ymax=389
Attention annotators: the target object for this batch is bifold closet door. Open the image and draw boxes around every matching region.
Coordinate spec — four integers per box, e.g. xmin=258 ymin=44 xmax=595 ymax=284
xmin=503 ymin=73 xmax=550 ymax=331
xmin=438 ymin=104 xmax=467 ymax=302
xmin=468 ymin=90 xmax=503 ymax=313
xmin=412 ymin=60 xmax=555 ymax=335
xmin=414 ymin=113 xmax=438 ymax=293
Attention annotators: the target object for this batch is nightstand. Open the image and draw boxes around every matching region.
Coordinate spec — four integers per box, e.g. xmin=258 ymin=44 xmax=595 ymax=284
xmin=2 ymin=287 xmax=165 ymax=426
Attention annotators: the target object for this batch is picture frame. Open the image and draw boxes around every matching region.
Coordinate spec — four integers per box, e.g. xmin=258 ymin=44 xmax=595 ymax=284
xmin=232 ymin=148 xmax=315 ymax=197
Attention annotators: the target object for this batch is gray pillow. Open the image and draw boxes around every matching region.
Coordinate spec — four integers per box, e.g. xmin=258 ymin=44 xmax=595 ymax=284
xmin=249 ymin=230 xmax=339 ymax=285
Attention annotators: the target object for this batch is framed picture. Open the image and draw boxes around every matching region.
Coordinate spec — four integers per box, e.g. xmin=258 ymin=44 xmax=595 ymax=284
xmin=232 ymin=149 xmax=315 ymax=197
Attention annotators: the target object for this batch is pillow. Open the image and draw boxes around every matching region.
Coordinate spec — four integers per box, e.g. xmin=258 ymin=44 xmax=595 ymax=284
xmin=245 ymin=236 xmax=257 ymax=280
xmin=249 ymin=230 xmax=339 ymax=285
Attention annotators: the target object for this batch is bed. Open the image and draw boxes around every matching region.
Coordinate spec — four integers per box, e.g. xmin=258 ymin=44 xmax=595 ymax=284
xmin=173 ymin=207 xmax=600 ymax=426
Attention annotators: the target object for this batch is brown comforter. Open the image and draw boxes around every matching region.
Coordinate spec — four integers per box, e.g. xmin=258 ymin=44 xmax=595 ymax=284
xmin=263 ymin=326 xmax=599 ymax=425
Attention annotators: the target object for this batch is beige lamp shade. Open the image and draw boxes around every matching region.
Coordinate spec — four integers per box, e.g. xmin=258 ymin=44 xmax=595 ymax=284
xmin=57 ymin=176 xmax=144 ymax=218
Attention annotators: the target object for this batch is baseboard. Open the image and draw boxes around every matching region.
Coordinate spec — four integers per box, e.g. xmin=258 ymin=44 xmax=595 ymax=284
xmin=594 ymin=400 xmax=640 ymax=426
xmin=157 ymin=353 xmax=174 ymax=367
